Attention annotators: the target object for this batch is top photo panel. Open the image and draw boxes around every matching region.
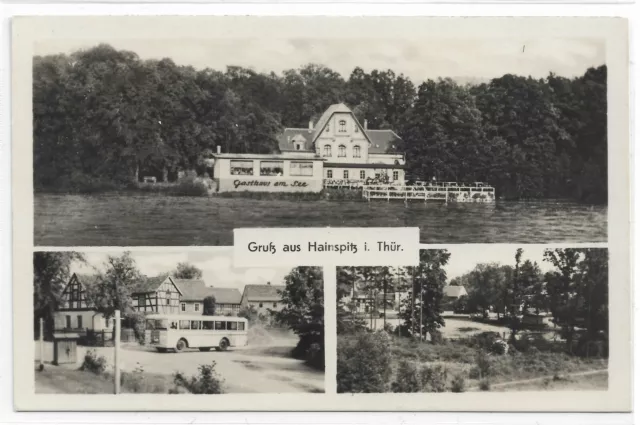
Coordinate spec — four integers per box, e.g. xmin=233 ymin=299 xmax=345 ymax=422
xmin=26 ymin=17 xmax=623 ymax=246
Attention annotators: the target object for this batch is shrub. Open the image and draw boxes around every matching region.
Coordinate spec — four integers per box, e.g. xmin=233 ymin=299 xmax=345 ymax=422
xmin=80 ymin=349 xmax=107 ymax=375
xmin=167 ymin=179 xmax=210 ymax=197
xmin=173 ymin=362 xmax=224 ymax=394
xmin=451 ymin=373 xmax=466 ymax=393
xmin=479 ymin=378 xmax=491 ymax=391
xmin=491 ymin=339 xmax=509 ymax=355
xmin=306 ymin=342 xmax=325 ymax=370
xmin=420 ymin=364 xmax=448 ymax=392
xmin=383 ymin=322 xmax=394 ymax=334
xmin=337 ymin=332 xmax=393 ymax=393
xmin=429 ymin=330 xmax=444 ymax=344
xmin=475 ymin=350 xmax=493 ymax=379
xmin=391 ymin=359 xmax=422 ymax=393
xmin=119 ymin=362 xmax=169 ymax=393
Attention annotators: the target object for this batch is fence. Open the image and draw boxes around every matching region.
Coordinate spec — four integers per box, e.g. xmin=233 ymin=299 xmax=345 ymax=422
xmin=363 ymin=184 xmax=495 ymax=203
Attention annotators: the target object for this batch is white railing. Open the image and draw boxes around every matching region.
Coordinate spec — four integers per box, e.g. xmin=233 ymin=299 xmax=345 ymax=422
xmin=363 ymin=184 xmax=496 ymax=203
xmin=323 ymin=179 xmax=365 ymax=189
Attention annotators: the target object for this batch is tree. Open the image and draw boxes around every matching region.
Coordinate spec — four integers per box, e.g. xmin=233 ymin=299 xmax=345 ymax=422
xmin=203 ymin=295 xmax=216 ymax=315
xmin=92 ymin=252 xmax=142 ymax=319
xmin=507 ymin=248 xmax=525 ymax=340
xmin=33 ymin=252 xmax=85 ymax=338
xmin=399 ymin=250 xmax=450 ymax=339
xmin=576 ymin=249 xmax=609 ymax=341
xmin=174 ymin=262 xmax=203 ymax=279
xmin=273 ymin=267 xmax=324 ymax=365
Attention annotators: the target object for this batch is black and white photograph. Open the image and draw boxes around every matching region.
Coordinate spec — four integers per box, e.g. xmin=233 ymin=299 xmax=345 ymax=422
xmin=336 ymin=247 xmax=609 ymax=394
xmin=33 ymin=250 xmax=325 ymax=394
xmin=32 ymin=19 xmax=608 ymax=246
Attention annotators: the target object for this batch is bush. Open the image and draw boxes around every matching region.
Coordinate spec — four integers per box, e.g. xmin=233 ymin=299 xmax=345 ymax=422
xmin=474 ymin=350 xmax=493 ymax=379
xmin=306 ymin=342 xmax=325 ymax=370
xmin=383 ymin=322 xmax=394 ymax=334
xmin=479 ymin=378 xmax=491 ymax=391
xmin=337 ymin=332 xmax=393 ymax=393
xmin=80 ymin=349 xmax=107 ymax=375
xmin=420 ymin=364 xmax=448 ymax=392
xmin=119 ymin=363 xmax=169 ymax=393
xmin=125 ymin=311 xmax=147 ymax=345
xmin=391 ymin=359 xmax=422 ymax=393
xmin=451 ymin=373 xmax=466 ymax=393
xmin=173 ymin=362 xmax=224 ymax=394
xmin=491 ymin=339 xmax=509 ymax=355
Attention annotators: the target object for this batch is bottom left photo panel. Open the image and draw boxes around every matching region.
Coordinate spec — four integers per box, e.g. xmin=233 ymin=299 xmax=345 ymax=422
xmin=32 ymin=249 xmax=325 ymax=394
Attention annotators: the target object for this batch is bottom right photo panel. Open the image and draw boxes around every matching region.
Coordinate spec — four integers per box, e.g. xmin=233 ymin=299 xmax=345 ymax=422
xmin=337 ymin=247 xmax=608 ymax=394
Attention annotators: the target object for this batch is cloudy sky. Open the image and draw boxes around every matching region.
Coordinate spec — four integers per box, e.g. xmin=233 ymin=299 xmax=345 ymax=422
xmin=442 ymin=246 xmax=555 ymax=281
xmin=35 ymin=37 xmax=604 ymax=83
xmin=69 ymin=249 xmax=291 ymax=292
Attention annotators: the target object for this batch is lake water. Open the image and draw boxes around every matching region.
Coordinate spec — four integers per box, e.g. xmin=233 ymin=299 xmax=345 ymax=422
xmin=34 ymin=194 xmax=607 ymax=246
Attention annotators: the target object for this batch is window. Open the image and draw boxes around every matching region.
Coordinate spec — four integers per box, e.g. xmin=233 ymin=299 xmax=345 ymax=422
xmin=327 ymin=170 xmax=333 ymax=178
xmin=138 ymin=296 xmax=145 ymax=308
xmin=215 ymin=321 xmax=226 ymax=330
xmin=179 ymin=320 xmax=190 ymax=330
xmin=190 ymin=321 xmax=201 ymax=330
xmin=393 ymin=171 xmax=399 ymax=181
xmin=360 ymin=170 xmax=366 ymax=180
xmin=339 ymin=119 xmax=347 ymax=132
xmin=296 ymin=144 xmax=301 ymax=151
xmin=273 ymin=303 xmax=277 ymax=308
xmin=290 ymin=161 xmax=313 ymax=176
xmin=259 ymin=302 xmax=263 ymax=308
xmin=194 ymin=303 xmax=200 ymax=312
xmin=325 ymin=123 xmax=330 ymax=132
xmin=238 ymin=322 xmax=246 ymax=331
xmin=166 ymin=298 xmax=170 ymax=305
xmin=202 ymin=321 xmax=214 ymax=330
xmin=323 ymin=145 xmax=331 ymax=157
xmin=338 ymin=145 xmax=346 ymax=157
xmin=181 ymin=303 xmax=186 ymax=312
xmin=227 ymin=322 xmax=238 ymax=331
xmin=353 ymin=146 xmax=361 ymax=158
xmin=260 ymin=161 xmax=284 ymax=176
xmin=77 ymin=315 xmax=83 ymax=329
xmin=230 ymin=160 xmax=253 ymax=176
xmin=343 ymin=170 xmax=349 ymax=179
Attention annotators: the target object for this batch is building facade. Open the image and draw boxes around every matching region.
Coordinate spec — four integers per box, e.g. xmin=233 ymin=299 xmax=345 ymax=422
xmin=131 ymin=276 xmax=183 ymax=314
xmin=53 ymin=273 xmax=110 ymax=332
xmin=173 ymin=279 xmax=242 ymax=316
xmin=240 ymin=283 xmax=286 ymax=316
xmin=278 ymin=103 xmax=405 ymax=184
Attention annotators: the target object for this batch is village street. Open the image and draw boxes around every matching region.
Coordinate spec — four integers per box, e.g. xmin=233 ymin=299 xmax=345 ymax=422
xmin=35 ymin=337 xmax=325 ymax=394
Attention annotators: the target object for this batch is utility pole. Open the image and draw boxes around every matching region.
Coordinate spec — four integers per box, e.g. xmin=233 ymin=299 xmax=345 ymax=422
xmin=114 ymin=310 xmax=121 ymax=395
xmin=410 ymin=267 xmax=415 ymax=340
xmin=39 ymin=318 xmax=44 ymax=368
xmin=420 ymin=281 xmax=423 ymax=342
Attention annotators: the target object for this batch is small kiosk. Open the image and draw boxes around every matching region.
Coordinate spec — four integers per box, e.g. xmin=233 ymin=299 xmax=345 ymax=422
xmin=52 ymin=332 xmax=80 ymax=365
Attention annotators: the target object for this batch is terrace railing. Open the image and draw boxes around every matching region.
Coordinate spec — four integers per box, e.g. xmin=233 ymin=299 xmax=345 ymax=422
xmin=363 ymin=184 xmax=496 ymax=203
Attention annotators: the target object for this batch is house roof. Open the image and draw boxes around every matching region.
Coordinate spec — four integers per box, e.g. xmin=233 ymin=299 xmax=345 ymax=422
xmin=242 ymin=284 xmax=285 ymax=302
xmin=444 ymin=285 xmax=468 ymax=298
xmin=172 ymin=279 xmax=242 ymax=304
xmin=277 ymin=103 xmax=403 ymax=154
xmin=131 ymin=275 xmax=172 ymax=294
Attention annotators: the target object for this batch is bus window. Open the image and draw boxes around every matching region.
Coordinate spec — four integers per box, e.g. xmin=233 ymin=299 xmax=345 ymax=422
xmin=215 ymin=321 xmax=225 ymax=330
xmin=238 ymin=322 xmax=245 ymax=331
xmin=202 ymin=321 xmax=214 ymax=330
xmin=145 ymin=319 xmax=156 ymax=330
xmin=179 ymin=320 xmax=190 ymax=330
xmin=227 ymin=321 xmax=238 ymax=331
xmin=156 ymin=319 xmax=169 ymax=330
xmin=190 ymin=321 xmax=201 ymax=330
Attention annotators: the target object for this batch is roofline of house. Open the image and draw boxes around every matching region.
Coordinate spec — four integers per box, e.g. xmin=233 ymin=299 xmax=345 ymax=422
xmin=324 ymin=162 xmax=405 ymax=169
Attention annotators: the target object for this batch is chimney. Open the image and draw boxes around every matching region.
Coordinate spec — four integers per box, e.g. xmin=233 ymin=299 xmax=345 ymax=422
xmin=364 ymin=119 xmax=368 ymax=130
xmin=309 ymin=120 xmax=314 ymax=130
xmin=216 ymin=145 xmax=221 ymax=154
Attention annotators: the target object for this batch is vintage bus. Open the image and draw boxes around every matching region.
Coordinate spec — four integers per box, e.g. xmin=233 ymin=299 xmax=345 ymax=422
xmin=144 ymin=314 xmax=249 ymax=352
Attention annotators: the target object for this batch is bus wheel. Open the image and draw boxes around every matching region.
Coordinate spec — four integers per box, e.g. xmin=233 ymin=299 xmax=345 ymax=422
xmin=198 ymin=347 xmax=211 ymax=352
xmin=176 ymin=339 xmax=187 ymax=352
xmin=218 ymin=338 xmax=229 ymax=351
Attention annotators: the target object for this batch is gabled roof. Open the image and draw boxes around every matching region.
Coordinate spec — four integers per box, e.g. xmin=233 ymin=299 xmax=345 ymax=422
xmin=311 ymin=103 xmax=353 ymax=142
xmin=444 ymin=285 xmax=468 ymax=298
xmin=242 ymin=284 xmax=286 ymax=302
xmin=173 ymin=279 xmax=242 ymax=304
xmin=277 ymin=128 xmax=315 ymax=152
xmin=366 ymin=130 xmax=403 ymax=154
xmin=131 ymin=275 xmax=181 ymax=295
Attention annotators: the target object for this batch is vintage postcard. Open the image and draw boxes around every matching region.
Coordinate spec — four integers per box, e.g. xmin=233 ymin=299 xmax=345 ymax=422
xmin=12 ymin=16 xmax=630 ymax=412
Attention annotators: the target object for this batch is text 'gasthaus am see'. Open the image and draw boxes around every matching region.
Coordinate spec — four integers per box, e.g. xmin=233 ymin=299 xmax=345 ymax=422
xmin=233 ymin=227 xmax=419 ymax=267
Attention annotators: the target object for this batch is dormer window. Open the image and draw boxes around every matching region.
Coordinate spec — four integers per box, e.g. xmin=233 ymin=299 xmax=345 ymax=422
xmin=338 ymin=145 xmax=346 ymax=157
xmin=339 ymin=120 xmax=347 ymax=133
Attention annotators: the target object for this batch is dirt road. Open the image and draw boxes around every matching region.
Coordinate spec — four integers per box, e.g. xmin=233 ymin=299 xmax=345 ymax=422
xmin=36 ymin=338 xmax=324 ymax=394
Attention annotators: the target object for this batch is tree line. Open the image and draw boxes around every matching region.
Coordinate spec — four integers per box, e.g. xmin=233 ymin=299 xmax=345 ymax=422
xmin=34 ymin=44 xmax=607 ymax=202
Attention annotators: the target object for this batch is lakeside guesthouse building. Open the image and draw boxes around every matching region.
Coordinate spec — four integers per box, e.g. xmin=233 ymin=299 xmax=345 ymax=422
xmin=210 ymin=103 xmax=406 ymax=193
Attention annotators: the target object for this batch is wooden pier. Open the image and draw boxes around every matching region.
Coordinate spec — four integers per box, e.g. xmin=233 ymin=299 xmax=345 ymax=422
xmin=362 ymin=183 xmax=495 ymax=203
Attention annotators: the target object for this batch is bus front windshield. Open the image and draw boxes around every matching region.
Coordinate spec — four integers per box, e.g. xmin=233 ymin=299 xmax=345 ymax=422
xmin=145 ymin=319 xmax=169 ymax=330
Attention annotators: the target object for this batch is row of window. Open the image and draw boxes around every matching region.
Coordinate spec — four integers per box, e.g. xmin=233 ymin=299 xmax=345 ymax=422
xmin=176 ymin=320 xmax=245 ymax=331
xmin=326 ymin=170 xmax=400 ymax=180
xmin=326 ymin=119 xmax=357 ymax=134
xmin=179 ymin=303 xmax=241 ymax=312
xmin=230 ymin=160 xmax=314 ymax=177
xmin=322 ymin=145 xmax=361 ymax=158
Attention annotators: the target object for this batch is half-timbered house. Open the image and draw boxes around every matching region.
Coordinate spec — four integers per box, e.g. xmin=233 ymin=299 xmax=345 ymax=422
xmin=130 ymin=275 xmax=182 ymax=314
xmin=53 ymin=273 xmax=110 ymax=333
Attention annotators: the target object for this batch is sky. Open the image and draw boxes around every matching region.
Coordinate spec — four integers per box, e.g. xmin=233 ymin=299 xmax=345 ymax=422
xmin=69 ymin=249 xmax=291 ymax=293
xmin=35 ymin=37 xmax=605 ymax=83
xmin=441 ymin=246 xmax=555 ymax=281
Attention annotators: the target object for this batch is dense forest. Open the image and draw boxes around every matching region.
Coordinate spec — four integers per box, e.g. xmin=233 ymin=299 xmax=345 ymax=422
xmin=34 ymin=44 xmax=607 ymax=202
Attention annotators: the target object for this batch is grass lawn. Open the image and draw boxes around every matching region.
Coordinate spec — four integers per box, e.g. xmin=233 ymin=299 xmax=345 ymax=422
xmin=35 ymin=363 xmax=173 ymax=394
xmin=493 ymin=370 xmax=608 ymax=392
